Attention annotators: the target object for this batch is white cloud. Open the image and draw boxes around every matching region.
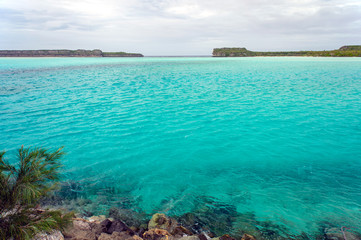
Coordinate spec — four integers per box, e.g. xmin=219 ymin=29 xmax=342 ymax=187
xmin=1 ymin=0 xmax=361 ymax=55
xmin=164 ymin=1 xmax=216 ymax=19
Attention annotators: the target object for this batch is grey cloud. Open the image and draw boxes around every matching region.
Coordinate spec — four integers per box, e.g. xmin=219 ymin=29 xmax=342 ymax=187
xmin=247 ymin=6 xmax=360 ymax=34
xmin=0 ymin=8 xmax=28 ymax=28
xmin=1 ymin=0 xmax=361 ymax=55
xmin=0 ymin=5 xmax=110 ymax=31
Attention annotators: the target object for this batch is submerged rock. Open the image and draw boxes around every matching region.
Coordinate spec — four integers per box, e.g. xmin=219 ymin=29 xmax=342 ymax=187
xmin=173 ymin=226 xmax=193 ymax=236
xmin=177 ymin=198 xmax=239 ymax=236
xmin=198 ymin=232 xmax=210 ymax=240
xmin=109 ymin=207 xmax=148 ymax=228
xmin=219 ymin=234 xmax=236 ymax=240
xmin=108 ymin=220 xmax=134 ymax=235
xmin=324 ymin=228 xmax=361 ymax=240
xmin=241 ymin=234 xmax=257 ymax=240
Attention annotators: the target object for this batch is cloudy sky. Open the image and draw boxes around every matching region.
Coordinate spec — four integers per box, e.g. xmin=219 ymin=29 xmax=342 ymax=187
xmin=1 ymin=0 xmax=361 ymax=55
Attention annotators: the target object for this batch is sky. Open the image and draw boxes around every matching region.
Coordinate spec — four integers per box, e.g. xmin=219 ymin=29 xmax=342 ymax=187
xmin=1 ymin=0 xmax=361 ymax=56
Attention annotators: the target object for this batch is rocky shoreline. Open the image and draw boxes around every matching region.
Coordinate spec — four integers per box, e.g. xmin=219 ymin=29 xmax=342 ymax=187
xmin=38 ymin=180 xmax=361 ymax=240
xmin=33 ymin=212 xmax=361 ymax=240
xmin=35 ymin=213 xmax=258 ymax=240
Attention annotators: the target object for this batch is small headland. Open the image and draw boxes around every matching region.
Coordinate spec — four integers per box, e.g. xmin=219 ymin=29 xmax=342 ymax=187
xmin=212 ymin=45 xmax=361 ymax=57
xmin=0 ymin=49 xmax=144 ymax=57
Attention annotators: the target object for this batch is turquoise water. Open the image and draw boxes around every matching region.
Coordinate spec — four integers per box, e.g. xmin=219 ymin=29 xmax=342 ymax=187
xmin=1 ymin=57 xmax=361 ymax=237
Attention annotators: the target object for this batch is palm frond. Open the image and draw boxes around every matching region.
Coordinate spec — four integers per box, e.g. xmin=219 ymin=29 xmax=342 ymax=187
xmin=0 ymin=146 xmax=72 ymax=240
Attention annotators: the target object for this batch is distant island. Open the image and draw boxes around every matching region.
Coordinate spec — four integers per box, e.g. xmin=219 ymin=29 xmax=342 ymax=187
xmin=0 ymin=49 xmax=143 ymax=57
xmin=213 ymin=45 xmax=361 ymax=57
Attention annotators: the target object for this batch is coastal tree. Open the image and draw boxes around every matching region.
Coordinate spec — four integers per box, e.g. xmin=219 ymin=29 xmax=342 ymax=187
xmin=0 ymin=146 xmax=73 ymax=240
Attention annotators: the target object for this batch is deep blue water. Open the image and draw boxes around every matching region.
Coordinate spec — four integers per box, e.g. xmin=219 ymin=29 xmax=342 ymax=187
xmin=1 ymin=57 xmax=361 ymax=238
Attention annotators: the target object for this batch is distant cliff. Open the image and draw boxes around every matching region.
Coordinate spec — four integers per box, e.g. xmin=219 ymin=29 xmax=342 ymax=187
xmin=212 ymin=46 xmax=361 ymax=57
xmin=0 ymin=49 xmax=143 ymax=57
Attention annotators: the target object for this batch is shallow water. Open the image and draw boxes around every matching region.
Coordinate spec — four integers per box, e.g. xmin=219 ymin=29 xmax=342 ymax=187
xmin=1 ymin=57 xmax=361 ymax=238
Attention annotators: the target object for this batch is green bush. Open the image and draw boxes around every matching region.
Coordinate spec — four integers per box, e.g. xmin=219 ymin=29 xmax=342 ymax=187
xmin=0 ymin=146 xmax=73 ymax=240
xmin=212 ymin=47 xmax=361 ymax=57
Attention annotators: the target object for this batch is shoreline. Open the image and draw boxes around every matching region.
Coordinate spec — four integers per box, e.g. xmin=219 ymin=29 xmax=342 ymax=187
xmin=38 ymin=209 xmax=361 ymax=240
xmin=0 ymin=49 xmax=144 ymax=57
xmin=41 ymin=184 xmax=361 ymax=240
xmin=212 ymin=45 xmax=361 ymax=57
xmin=42 ymin=213 xmax=259 ymax=240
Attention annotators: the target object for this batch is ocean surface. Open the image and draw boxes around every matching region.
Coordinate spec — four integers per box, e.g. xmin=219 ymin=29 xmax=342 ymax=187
xmin=1 ymin=57 xmax=361 ymax=238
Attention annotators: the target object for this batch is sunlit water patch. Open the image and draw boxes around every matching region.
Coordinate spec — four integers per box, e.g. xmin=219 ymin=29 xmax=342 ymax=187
xmin=1 ymin=57 xmax=361 ymax=238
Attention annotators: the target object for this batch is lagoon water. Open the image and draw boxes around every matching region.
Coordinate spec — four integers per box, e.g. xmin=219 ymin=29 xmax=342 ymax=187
xmin=1 ymin=57 xmax=361 ymax=238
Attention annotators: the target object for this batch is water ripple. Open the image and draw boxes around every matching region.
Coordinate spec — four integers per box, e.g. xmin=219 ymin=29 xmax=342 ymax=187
xmin=1 ymin=57 xmax=361 ymax=237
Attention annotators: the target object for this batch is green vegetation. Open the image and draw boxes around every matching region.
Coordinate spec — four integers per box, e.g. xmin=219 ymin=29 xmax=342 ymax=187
xmin=213 ymin=45 xmax=361 ymax=57
xmin=102 ymin=51 xmax=127 ymax=55
xmin=102 ymin=51 xmax=144 ymax=57
xmin=0 ymin=146 xmax=73 ymax=240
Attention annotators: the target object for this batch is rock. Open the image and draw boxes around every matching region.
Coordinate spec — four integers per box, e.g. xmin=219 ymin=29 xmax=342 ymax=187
xmin=178 ymin=213 xmax=202 ymax=234
xmin=178 ymin=213 xmax=196 ymax=227
xmin=63 ymin=229 xmax=97 ymax=240
xmin=98 ymin=233 xmax=117 ymax=240
xmin=173 ymin=226 xmax=193 ymax=236
xmin=63 ymin=217 xmax=138 ymax=240
xmin=137 ymin=226 xmax=147 ymax=237
xmin=109 ymin=207 xmax=147 ymax=228
xmin=130 ymin=226 xmax=139 ymax=232
xmin=98 ymin=231 xmax=143 ymax=240
xmin=198 ymin=233 xmax=209 ymax=240
xmin=148 ymin=214 xmax=165 ymax=228
xmin=143 ymin=228 xmax=172 ymax=240
xmin=107 ymin=220 xmax=134 ymax=235
xmin=219 ymin=234 xmax=235 ymax=240
xmin=33 ymin=230 xmax=64 ymax=240
xmin=133 ymin=235 xmax=144 ymax=240
xmin=88 ymin=215 xmax=107 ymax=223
xmin=178 ymin=200 xmax=237 ymax=236
xmin=73 ymin=219 xmax=92 ymax=231
xmin=241 ymin=234 xmax=257 ymax=240
xmin=324 ymin=228 xmax=360 ymax=240
xmin=202 ymin=231 xmax=215 ymax=238
xmin=90 ymin=218 xmax=112 ymax=236
xmin=148 ymin=213 xmax=178 ymax=234
xmin=178 ymin=236 xmax=200 ymax=240
xmin=62 ymin=219 xmax=96 ymax=240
